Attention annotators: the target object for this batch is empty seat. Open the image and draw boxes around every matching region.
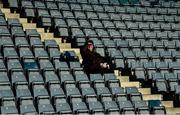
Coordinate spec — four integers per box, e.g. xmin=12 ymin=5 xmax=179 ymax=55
xmin=0 ymin=83 xmax=14 ymax=98
xmin=10 ymin=70 xmax=27 ymax=85
xmin=48 ymin=81 xmax=65 ymax=98
xmin=86 ymin=95 xmax=104 ymax=113
xmin=7 ymin=58 xmax=22 ymax=70
xmin=58 ymin=68 xmax=75 ymax=83
xmin=15 ymin=82 xmax=31 ymax=98
xmin=64 ymin=81 xmax=81 ymax=96
xmin=37 ymin=97 xmax=55 ymax=114
xmin=93 ymin=80 xmax=111 ymax=96
xmin=79 ymin=81 xmax=96 ymax=96
xmin=32 ymin=82 xmax=49 ymax=98
xmin=38 ymin=58 xmax=54 ymax=70
xmin=73 ymin=68 xmax=89 ymax=82
xmin=70 ymin=95 xmax=89 ymax=114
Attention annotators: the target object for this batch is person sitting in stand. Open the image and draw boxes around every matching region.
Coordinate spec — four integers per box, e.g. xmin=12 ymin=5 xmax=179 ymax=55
xmin=80 ymin=40 xmax=113 ymax=74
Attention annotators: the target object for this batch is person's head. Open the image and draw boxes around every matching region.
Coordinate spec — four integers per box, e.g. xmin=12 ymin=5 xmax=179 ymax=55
xmin=86 ymin=40 xmax=94 ymax=52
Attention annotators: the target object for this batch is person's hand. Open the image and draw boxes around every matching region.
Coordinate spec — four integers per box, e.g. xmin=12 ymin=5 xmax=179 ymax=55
xmin=100 ymin=63 xmax=110 ymax=69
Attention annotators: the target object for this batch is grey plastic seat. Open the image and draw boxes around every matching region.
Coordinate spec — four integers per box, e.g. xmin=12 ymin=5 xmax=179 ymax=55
xmin=66 ymin=19 xmax=79 ymax=27
xmin=7 ymin=58 xmax=22 ymax=70
xmin=57 ymin=3 xmax=70 ymax=10
xmin=0 ymin=70 xmax=9 ymax=83
xmin=57 ymin=27 xmax=69 ymax=37
xmin=1 ymin=106 xmax=18 ymax=114
xmin=121 ymin=14 xmax=132 ymax=21
xmin=54 ymin=96 xmax=72 ymax=114
xmin=171 ymin=23 xmax=180 ymax=31
xmin=71 ymin=28 xmax=84 ymax=37
xmin=29 ymin=37 xmax=43 ymax=46
xmin=59 ymin=69 xmax=75 ymax=83
xmin=70 ymin=4 xmax=82 ymax=11
xmin=32 ymin=82 xmax=49 ymax=98
xmin=95 ymin=29 xmax=109 ymax=37
xmin=20 ymin=104 xmax=37 ymax=114
xmin=0 ymin=83 xmax=14 ymax=98
xmin=125 ymin=87 xmax=139 ymax=95
xmin=86 ymin=12 xmax=98 ymax=20
xmin=90 ymin=20 xmax=103 ymax=28
xmin=73 ymin=68 xmax=89 ymax=82
xmin=133 ymin=100 xmax=148 ymax=109
xmin=144 ymin=30 xmax=157 ymax=39
xmin=54 ymin=19 xmax=67 ymax=28
xmin=39 ymin=59 xmax=54 ymax=70
xmin=3 ymin=46 xmax=18 ymax=58
xmin=79 ymin=81 xmax=96 ymax=96
xmin=43 ymin=70 xmax=59 ymax=83
xmin=63 ymin=11 xmax=74 ymax=19
xmin=149 ymin=22 xmax=161 ymax=30
xmin=0 ymin=37 xmax=13 ymax=46
xmin=46 ymin=2 xmax=58 ymax=10
xmin=79 ymin=20 xmax=91 ymax=28
xmin=90 ymin=74 xmax=104 ymax=82
xmin=70 ymin=95 xmax=89 ymax=114
xmin=134 ymin=68 xmax=146 ymax=80
xmin=164 ymin=15 xmax=174 ymax=23
xmin=44 ymin=40 xmax=58 ymax=48
xmin=102 ymin=39 xmax=116 ymax=48
xmin=92 ymin=5 xmax=104 ymax=12
xmin=93 ymin=80 xmax=111 ymax=96
xmin=48 ymin=81 xmax=65 ymax=98
xmin=28 ymin=70 xmax=44 ymax=84
xmin=82 ymin=4 xmax=93 ymax=11
xmin=49 ymin=10 xmax=63 ymax=18
xmin=11 ymin=26 xmax=25 ymax=36
xmin=97 ymin=13 xmax=110 ymax=20
xmin=64 ymin=81 xmax=81 ymax=96
xmin=15 ymin=37 xmax=29 ymax=46
xmin=147 ymin=8 xmax=157 ymax=14
xmin=155 ymin=79 xmax=168 ymax=93
xmin=48 ymin=47 xmax=61 ymax=59
xmin=85 ymin=95 xmax=104 ymax=113
xmin=37 ymin=98 xmax=55 ymax=114
xmin=25 ymin=29 xmax=39 ymax=37
xmin=109 ymin=13 xmax=121 ymax=21
xmin=103 ymin=21 xmax=115 ymax=29
xmin=143 ymin=14 xmax=154 ymax=22
xmin=53 ymin=59 xmax=69 ymax=69
xmin=11 ymin=70 xmax=27 ymax=85
xmin=104 ymin=5 xmax=115 ymax=13
xmin=74 ymin=11 xmax=86 ymax=19
xmin=34 ymin=1 xmax=46 ymax=8
xmin=15 ymin=82 xmax=31 ymax=98
xmin=120 ymin=30 xmax=133 ymax=38
xmin=34 ymin=47 xmax=49 ymax=58
xmin=7 ymin=18 xmax=21 ymax=26
xmin=117 ymin=101 xmax=134 ymax=111
xmin=83 ymin=28 xmax=97 ymax=37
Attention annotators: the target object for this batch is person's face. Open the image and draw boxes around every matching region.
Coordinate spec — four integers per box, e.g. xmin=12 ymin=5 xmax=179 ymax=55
xmin=87 ymin=42 xmax=94 ymax=52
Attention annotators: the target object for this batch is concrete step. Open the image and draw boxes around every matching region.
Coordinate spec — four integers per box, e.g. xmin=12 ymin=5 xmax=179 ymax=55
xmin=142 ymin=94 xmax=162 ymax=101
xmin=117 ymin=76 xmax=129 ymax=82
xmin=138 ymin=88 xmax=151 ymax=95
xmin=166 ymin=107 xmax=180 ymax=115
xmin=161 ymin=101 xmax=174 ymax=108
xmin=121 ymin=81 xmax=141 ymax=88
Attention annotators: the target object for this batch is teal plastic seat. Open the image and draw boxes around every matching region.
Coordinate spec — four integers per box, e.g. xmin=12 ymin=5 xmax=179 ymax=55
xmin=119 ymin=0 xmax=129 ymax=5
xmin=148 ymin=100 xmax=161 ymax=108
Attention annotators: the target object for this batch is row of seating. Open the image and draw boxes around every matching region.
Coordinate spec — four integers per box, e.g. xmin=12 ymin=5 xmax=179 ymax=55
xmin=0 ymin=89 xmax=166 ymax=114
xmin=8 ymin=0 xmax=180 ymax=10
xmin=54 ymin=19 xmax=180 ymax=29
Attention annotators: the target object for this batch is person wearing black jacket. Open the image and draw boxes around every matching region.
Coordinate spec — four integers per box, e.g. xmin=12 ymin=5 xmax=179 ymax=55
xmin=80 ymin=40 xmax=113 ymax=74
